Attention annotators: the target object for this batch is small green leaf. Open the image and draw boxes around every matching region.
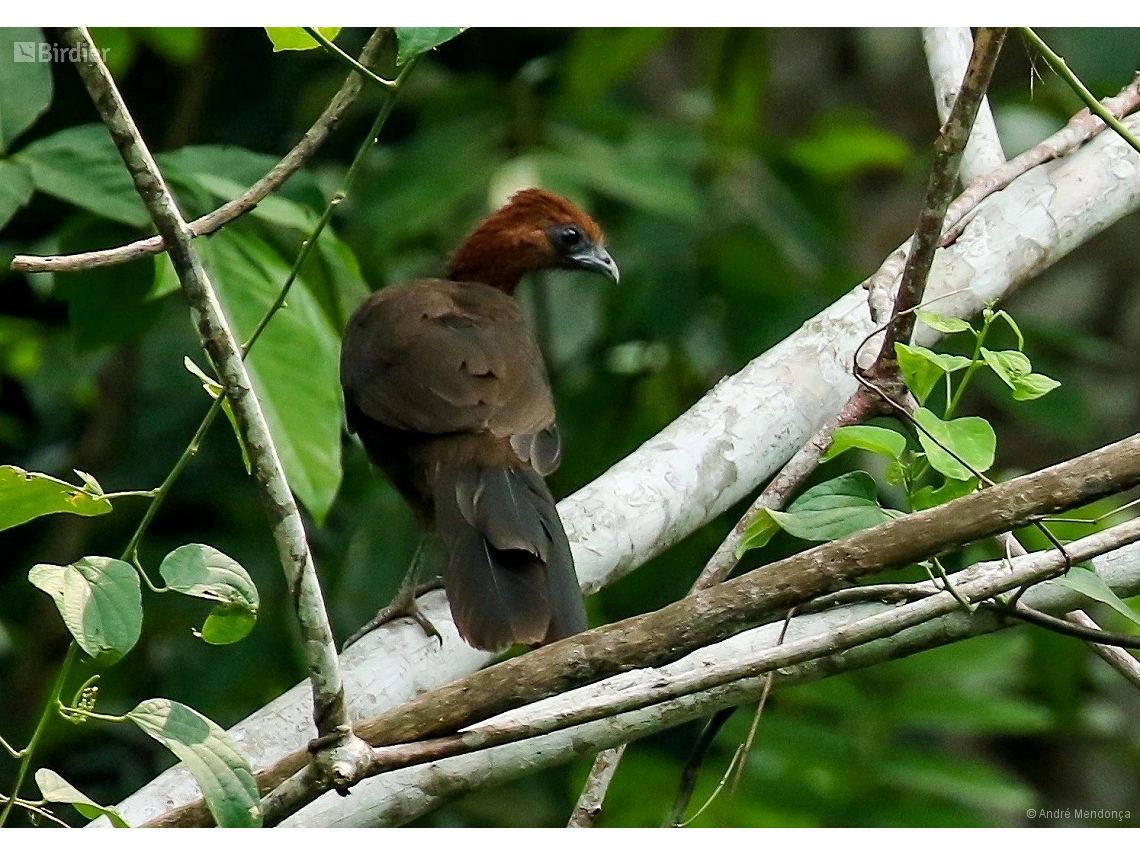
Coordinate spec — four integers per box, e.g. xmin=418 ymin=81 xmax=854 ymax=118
xmin=910 ymin=476 xmax=979 ymax=512
xmin=895 ymin=342 xmax=969 ymax=404
xmin=264 ymin=27 xmax=341 ymax=52
xmin=29 ymin=556 xmax=142 ymax=662
xmin=183 ymin=357 xmax=251 ymax=473
xmin=1056 ymin=565 xmax=1140 ymax=627
xmin=159 ymin=543 xmax=259 ymax=644
xmin=913 ymin=408 xmax=996 ymax=481
xmin=0 ymin=465 xmax=112 ymax=531
xmin=36 ymin=768 xmax=130 ymax=827
xmin=394 ymin=27 xmax=465 ymax=65
xmin=767 ymin=471 xmax=894 ymax=543
xmin=981 ymin=348 xmax=1060 ymax=401
xmin=127 ymin=698 xmax=261 ymax=828
xmin=821 ymin=425 xmax=907 ymax=463
xmin=737 ymin=510 xmax=781 ymax=556
xmin=915 ymin=309 xmax=973 ymax=335
xmin=199 ymin=603 xmax=258 ymax=645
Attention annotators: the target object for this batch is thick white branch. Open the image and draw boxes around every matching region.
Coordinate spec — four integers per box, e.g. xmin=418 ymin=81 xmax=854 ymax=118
xmin=922 ymin=27 xmax=1007 ymax=179
xmin=108 ymin=112 xmax=1140 ymax=827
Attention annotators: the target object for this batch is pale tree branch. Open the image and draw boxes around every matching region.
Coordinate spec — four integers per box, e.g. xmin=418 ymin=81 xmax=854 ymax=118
xmin=11 ymin=29 xmax=390 ymax=275
xmin=103 ymin=103 xmax=1140 ymax=827
xmin=277 ymin=517 xmax=1140 ymax=827
xmin=923 ymin=27 xmax=1006 ymax=177
xmin=143 ymin=431 xmax=1140 ymax=826
xmin=57 ymin=28 xmax=362 ymax=772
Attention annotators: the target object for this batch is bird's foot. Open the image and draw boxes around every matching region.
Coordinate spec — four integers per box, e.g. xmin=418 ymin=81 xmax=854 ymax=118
xmin=342 ymin=577 xmax=445 ymax=651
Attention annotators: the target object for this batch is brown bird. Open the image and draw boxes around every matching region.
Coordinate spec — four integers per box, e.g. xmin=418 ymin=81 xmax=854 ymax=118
xmin=340 ymin=189 xmax=619 ymax=651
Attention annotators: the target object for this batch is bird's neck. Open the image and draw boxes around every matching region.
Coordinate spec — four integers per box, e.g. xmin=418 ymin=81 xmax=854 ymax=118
xmin=447 ymin=225 xmax=550 ymax=295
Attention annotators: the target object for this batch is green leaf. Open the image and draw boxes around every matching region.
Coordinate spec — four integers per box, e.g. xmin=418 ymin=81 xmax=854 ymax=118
xmin=159 ymin=543 xmax=259 ymax=645
xmin=53 ymin=219 xmax=163 ymax=351
xmin=28 ymin=556 xmax=141 ymax=663
xmin=0 ymin=464 xmax=112 ymax=531
xmin=395 ymin=27 xmax=465 ymax=65
xmin=36 ymin=768 xmax=130 ymax=827
xmin=127 ymin=698 xmax=261 ymax=828
xmin=1056 ymin=565 xmax=1140 ymax=627
xmin=895 ymin=342 xmax=970 ymax=404
xmin=821 ymin=425 xmax=907 ymax=463
xmin=913 ymin=408 xmax=996 ymax=481
xmin=764 ymin=471 xmax=894 ymax=545
xmin=980 ymin=347 xmax=1059 ymax=401
xmin=264 ymin=27 xmax=341 ymax=52
xmin=0 ymin=158 xmax=34 ymax=229
xmin=914 ymin=309 xmax=972 ymax=335
xmin=15 ymin=124 xmax=150 ymax=227
xmin=737 ymin=510 xmax=782 ymax=556
xmin=184 ymin=357 xmax=251 ymax=473
xmin=201 ymin=227 xmax=342 ymax=522
xmin=910 ymin=476 xmax=979 ymax=511
xmin=0 ymin=27 xmax=53 ymax=152
xmin=879 ymin=750 xmax=1034 ymax=813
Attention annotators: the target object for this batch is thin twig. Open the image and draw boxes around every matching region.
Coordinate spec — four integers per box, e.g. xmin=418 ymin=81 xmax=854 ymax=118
xmin=1019 ymin=28 xmax=1140 ymax=158
xmin=11 ymin=29 xmax=390 ymax=275
xmin=58 ymin=28 xmax=356 ymax=758
xmin=875 ymin=27 xmax=1007 ymax=364
xmin=304 ymin=27 xmax=398 ymax=92
xmin=1065 ymin=609 xmax=1140 ymax=691
xmin=567 ymin=745 xmax=626 ymax=827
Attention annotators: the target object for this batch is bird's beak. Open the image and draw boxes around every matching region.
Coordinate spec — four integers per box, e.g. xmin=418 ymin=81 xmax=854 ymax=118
xmin=569 ymin=245 xmax=620 ymax=284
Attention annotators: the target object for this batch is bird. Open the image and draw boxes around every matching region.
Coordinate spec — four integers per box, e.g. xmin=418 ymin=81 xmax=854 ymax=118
xmin=340 ymin=188 xmax=619 ymax=652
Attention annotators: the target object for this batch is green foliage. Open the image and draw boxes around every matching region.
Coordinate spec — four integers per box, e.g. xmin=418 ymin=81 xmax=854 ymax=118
xmin=394 ymin=28 xmax=465 ymax=65
xmin=0 ymin=27 xmax=52 ymax=154
xmin=28 ymin=557 xmax=142 ymax=663
xmin=35 ymin=769 xmax=130 ymax=827
xmin=0 ymin=465 xmax=112 ymax=531
xmin=159 ymin=544 xmax=259 ymax=644
xmin=264 ymin=27 xmax=342 ymax=52
xmin=126 ymin=699 xmax=261 ymax=828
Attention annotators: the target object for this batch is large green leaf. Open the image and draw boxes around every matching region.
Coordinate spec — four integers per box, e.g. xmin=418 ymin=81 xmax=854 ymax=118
xmin=0 ymin=27 xmax=53 ymax=153
xmin=127 ymin=698 xmax=261 ymax=828
xmin=36 ymin=768 xmax=130 ymax=827
xmin=53 ymin=219 xmax=163 ymax=351
xmin=913 ymin=407 xmax=996 ymax=481
xmin=0 ymin=158 xmax=34 ymax=229
xmin=395 ymin=28 xmax=465 ymax=65
xmin=0 ymin=465 xmax=111 ymax=531
xmin=739 ymin=471 xmax=894 ymax=554
xmin=28 ymin=556 xmax=141 ymax=663
xmin=15 ymin=124 xmax=150 ymax=227
xmin=200 ymin=227 xmax=342 ymax=521
xmin=159 ymin=543 xmax=259 ymax=645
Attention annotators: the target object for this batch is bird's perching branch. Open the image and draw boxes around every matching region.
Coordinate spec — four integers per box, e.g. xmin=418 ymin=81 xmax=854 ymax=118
xmin=56 ymin=28 xmax=362 ymax=764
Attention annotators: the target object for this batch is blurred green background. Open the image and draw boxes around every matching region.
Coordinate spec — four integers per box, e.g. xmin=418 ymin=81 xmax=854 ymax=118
xmin=1 ymin=27 xmax=1139 ymax=827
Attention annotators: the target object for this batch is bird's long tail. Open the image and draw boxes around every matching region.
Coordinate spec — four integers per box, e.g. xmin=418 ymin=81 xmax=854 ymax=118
xmin=433 ymin=465 xmax=587 ymax=651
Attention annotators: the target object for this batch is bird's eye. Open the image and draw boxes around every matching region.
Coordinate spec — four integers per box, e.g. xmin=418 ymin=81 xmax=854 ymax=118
xmin=553 ymin=224 xmax=586 ymax=252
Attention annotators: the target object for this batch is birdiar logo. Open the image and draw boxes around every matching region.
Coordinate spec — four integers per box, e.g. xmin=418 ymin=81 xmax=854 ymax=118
xmin=12 ymin=40 xmax=110 ymax=63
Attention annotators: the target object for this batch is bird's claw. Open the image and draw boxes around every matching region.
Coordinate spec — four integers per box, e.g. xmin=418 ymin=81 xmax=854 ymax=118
xmin=342 ymin=577 xmax=444 ymax=651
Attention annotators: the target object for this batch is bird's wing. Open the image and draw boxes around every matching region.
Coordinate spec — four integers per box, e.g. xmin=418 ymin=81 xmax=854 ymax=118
xmin=341 ymin=280 xmax=556 ymax=440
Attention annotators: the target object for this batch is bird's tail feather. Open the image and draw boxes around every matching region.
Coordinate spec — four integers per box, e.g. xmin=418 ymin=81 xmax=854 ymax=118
xmin=435 ymin=466 xmax=587 ymax=651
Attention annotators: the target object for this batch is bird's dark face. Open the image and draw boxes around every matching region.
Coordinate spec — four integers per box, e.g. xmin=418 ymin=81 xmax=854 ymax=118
xmin=544 ymin=222 xmax=620 ymax=284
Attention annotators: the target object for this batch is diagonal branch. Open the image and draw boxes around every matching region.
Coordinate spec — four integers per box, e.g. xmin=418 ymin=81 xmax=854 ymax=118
xmin=57 ymin=28 xmax=356 ymax=756
xmin=11 ymin=28 xmax=389 ymax=275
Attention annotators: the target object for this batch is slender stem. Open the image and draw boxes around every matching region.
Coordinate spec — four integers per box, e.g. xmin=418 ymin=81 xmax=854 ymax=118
xmin=945 ymin=322 xmax=987 ymax=419
xmin=0 ymin=644 xmax=77 ymax=827
xmin=304 ymin=27 xmax=398 ymax=92
xmin=1020 ymin=28 xmax=1140 ymax=157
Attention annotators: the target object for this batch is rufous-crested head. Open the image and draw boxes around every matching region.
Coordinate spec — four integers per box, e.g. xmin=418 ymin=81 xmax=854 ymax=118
xmin=448 ymin=188 xmax=619 ymax=293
